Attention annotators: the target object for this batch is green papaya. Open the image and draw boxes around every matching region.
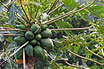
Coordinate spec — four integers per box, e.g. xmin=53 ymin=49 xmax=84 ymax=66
xmin=18 ymin=24 xmax=27 ymax=30
xmin=41 ymin=24 xmax=47 ymax=31
xmin=25 ymin=44 xmax=33 ymax=57
xmin=41 ymin=29 xmax=52 ymax=38
xmin=14 ymin=36 xmax=26 ymax=46
xmin=14 ymin=48 xmax=23 ymax=59
xmin=25 ymin=31 xmax=34 ymax=40
xmin=33 ymin=46 xmax=48 ymax=62
xmin=30 ymin=24 xmax=40 ymax=33
xmin=30 ymin=39 xmax=37 ymax=45
xmin=35 ymin=34 xmax=41 ymax=40
xmin=43 ymin=50 xmax=48 ymax=62
xmin=49 ymin=25 xmax=54 ymax=29
xmin=18 ymin=31 xmax=25 ymax=35
xmin=40 ymin=38 xmax=54 ymax=50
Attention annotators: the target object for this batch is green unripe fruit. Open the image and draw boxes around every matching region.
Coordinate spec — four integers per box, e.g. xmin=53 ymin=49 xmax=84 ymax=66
xmin=49 ymin=25 xmax=54 ymax=29
xmin=14 ymin=36 xmax=26 ymax=46
xmin=41 ymin=29 xmax=52 ymax=38
xmin=25 ymin=44 xmax=33 ymax=57
xmin=14 ymin=48 xmax=23 ymax=59
xmin=18 ymin=24 xmax=27 ymax=30
xmin=41 ymin=25 xmax=47 ymax=31
xmin=35 ymin=34 xmax=41 ymax=40
xmin=33 ymin=46 xmax=48 ymax=62
xmin=30 ymin=24 xmax=40 ymax=33
xmin=18 ymin=31 xmax=25 ymax=35
xmin=30 ymin=39 xmax=37 ymax=45
xmin=40 ymin=38 xmax=54 ymax=50
xmin=25 ymin=31 xmax=34 ymax=40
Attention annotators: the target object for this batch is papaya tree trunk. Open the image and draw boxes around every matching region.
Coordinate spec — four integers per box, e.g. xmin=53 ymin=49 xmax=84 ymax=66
xmin=25 ymin=57 xmax=35 ymax=69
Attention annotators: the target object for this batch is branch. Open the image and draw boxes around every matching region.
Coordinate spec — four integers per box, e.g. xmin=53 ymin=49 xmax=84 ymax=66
xmin=9 ymin=41 xmax=29 ymax=57
xmin=67 ymin=48 xmax=104 ymax=66
xmin=64 ymin=60 xmax=84 ymax=69
xmin=51 ymin=26 xmax=92 ymax=31
xmin=85 ymin=47 xmax=104 ymax=60
xmin=48 ymin=3 xmax=64 ymax=15
xmin=42 ymin=0 xmax=96 ymax=25
xmin=47 ymin=0 xmax=59 ymax=14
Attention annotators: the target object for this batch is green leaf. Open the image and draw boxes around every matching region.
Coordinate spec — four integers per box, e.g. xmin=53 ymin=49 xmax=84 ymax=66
xmin=87 ymin=5 xmax=104 ymax=18
xmin=6 ymin=37 xmax=13 ymax=42
xmin=0 ymin=34 xmax=4 ymax=42
xmin=97 ymin=25 xmax=104 ymax=33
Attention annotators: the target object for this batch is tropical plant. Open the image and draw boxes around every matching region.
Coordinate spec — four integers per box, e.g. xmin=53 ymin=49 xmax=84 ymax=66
xmin=0 ymin=0 xmax=104 ymax=69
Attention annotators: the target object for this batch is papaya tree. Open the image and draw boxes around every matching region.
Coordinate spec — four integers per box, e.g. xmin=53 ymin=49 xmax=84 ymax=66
xmin=0 ymin=0 xmax=104 ymax=69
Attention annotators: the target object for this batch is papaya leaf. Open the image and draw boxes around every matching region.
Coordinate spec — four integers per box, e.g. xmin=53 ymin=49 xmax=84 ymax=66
xmin=0 ymin=6 xmax=4 ymax=12
xmin=87 ymin=5 xmax=104 ymax=18
xmin=55 ymin=20 xmax=72 ymax=35
xmin=0 ymin=34 xmax=4 ymax=42
xmin=8 ymin=2 xmax=22 ymax=24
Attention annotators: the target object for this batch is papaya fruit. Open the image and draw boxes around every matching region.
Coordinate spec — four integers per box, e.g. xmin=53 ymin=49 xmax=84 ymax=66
xmin=43 ymin=50 xmax=48 ymax=62
xmin=35 ymin=34 xmax=41 ymax=40
xmin=41 ymin=29 xmax=52 ymax=38
xmin=18 ymin=24 xmax=27 ymax=30
xmin=49 ymin=25 xmax=54 ymax=29
xmin=14 ymin=36 xmax=26 ymax=46
xmin=41 ymin=24 xmax=47 ymax=31
xmin=25 ymin=31 xmax=34 ymax=40
xmin=14 ymin=48 xmax=23 ymax=59
xmin=30 ymin=39 xmax=37 ymax=45
xmin=30 ymin=24 xmax=40 ymax=33
xmin=16 ymin=59 xmax=23 ymax=64
xmin=18 ymin=31 xmax=25 ymax=35
xmin=33 ymin=46 xmax=48 ymax=62
xmin=25 ymin=44 xmax=33 ymax=57
xmin=40 ymin=38 xmax=54 ymax=50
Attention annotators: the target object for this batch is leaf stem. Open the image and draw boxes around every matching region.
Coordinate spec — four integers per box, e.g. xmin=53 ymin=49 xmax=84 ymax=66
xmin=0 ymin=28 xmax=26 ymax=31
xmin=20 ymin=0 xmax=31 ymax=25
xmin=64 ymin=60 xmax=84 ymax=69
xmin=9 ymin=41 xmax=29 ymax=57
xmin=23 ymin=48 xmax=26 ymax=69
xmin=86 ymin=47 xmax=104 ymax=60
xmin=48 ymin=3 xmax=64 ymax=15
xmin=1 ymin=34 xmax=23 ymax=36
xmin=42 ymin=0 xmax=96 ymax=25
xmin=47 ymin=0 xmax=59 ymax=14
xmin=67 ymin=48 xmax=104 ymax=66
xmin=51 ymin=26 xmax=92 ymax=31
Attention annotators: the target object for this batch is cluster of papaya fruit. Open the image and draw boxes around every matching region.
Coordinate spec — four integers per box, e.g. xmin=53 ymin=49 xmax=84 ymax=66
xmin=14 ymin=24 xmax=54 ymax=64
